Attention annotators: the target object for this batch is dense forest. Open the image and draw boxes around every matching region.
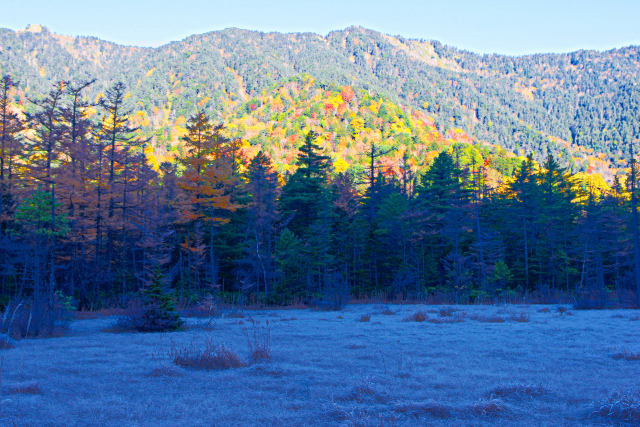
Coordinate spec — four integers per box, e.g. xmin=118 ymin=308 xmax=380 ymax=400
xmin=0 ymin=72 xmax=639 ymax=330
xmin=1 ymin=25 xmax=640 ymax=179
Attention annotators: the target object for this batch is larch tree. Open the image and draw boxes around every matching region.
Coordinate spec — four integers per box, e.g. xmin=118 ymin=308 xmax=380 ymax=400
xmin=0 ymin=75 xmax=23 ymax=235
xmin=24 ymin=81 xmax=67 ymax=320
xmin=177 ymin=112 xmax=238 ymax=293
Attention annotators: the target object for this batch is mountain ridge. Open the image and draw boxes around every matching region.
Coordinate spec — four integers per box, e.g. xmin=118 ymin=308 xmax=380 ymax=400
xmin=1 ymin=24 xmax=640 ymax=179
xmin=9 ymin=24 xmax=639 ymax=55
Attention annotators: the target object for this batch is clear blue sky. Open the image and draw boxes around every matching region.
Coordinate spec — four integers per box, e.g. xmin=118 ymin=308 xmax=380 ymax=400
xmin=2 ymin=0 xmax=639 ymax=55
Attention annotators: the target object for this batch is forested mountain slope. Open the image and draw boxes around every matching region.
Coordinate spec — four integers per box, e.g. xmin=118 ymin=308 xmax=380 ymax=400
xmin=1 ymin=24 xmax=638 ymax=177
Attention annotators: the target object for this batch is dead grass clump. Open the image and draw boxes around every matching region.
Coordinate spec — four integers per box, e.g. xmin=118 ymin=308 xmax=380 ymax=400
xmin=469 ymin=398 xmax=508 ymax=417
xmin=471 ymin=314 xmax=505 ymax=323
xmin=509 ymin=312 xmax=530 ymax=323
xmin=148 ymin=366 xmax=184 ymax=377
xmin=380 ymin=307 xmax=395 ymax=315
xmin=631 ymin=315 xmax=639 ymax=321
xmin=488 ymin=383 xmax=546 ymax=399
xmin=5 ymin=382 xmax=42 ymax=395
xmin=593 ymin=391 xmax=640 ymax=423
xmin=612 ymin=350 xmax=640 ymax=361
xmin=358 ymin=314 xmax=371 ymax=322
xmin=403 ymin=311 xmax=427 ymax=322
xmin=346 ymin=344 xmax=366 ymax=350
xmin=226 ymin=311 xmax=245 ymax=319
xmin=428 ymin=313 xmax=465 ymax=324
xmin=339 ymin=380 xmax=389 ymax=404
xmin=439 ymin=307 xmax=455 ymax=317
xmin=244 ymin=319 xmax=271 ymax=363
xmin=394 ymin=401 xmax=452 ymax=418
xmin=537 ymin=307 xmax=550 ymax=313
xmin=180 ymin=295 xmax=217 ymax=318
xmin=169 ymin=339 xmax=246 ymax=370
xmin=74 ymin=311 xmax=100 ymax=320
xmin=557 ymin=306 xmax=569 ymax=314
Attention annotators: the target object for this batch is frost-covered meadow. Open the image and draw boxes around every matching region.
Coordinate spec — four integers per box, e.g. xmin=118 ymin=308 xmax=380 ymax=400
xmin=1 ymin=304 xmax=639 ymax=426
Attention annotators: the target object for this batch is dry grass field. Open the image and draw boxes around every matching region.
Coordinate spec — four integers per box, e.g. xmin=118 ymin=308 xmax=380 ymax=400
xmin=1 ymin=304 xmax=639 ymax=426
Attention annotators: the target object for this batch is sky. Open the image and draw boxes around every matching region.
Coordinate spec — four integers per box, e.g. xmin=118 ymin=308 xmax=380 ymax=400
xmin=2 ymin=0 xmax=640 ymax=55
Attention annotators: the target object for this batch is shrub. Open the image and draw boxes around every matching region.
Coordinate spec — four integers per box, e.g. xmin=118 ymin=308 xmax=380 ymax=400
xmin=403 ymin=311 xmax=427 ymax=322
xmin=169 ymin=338 xmax=245 ymax=370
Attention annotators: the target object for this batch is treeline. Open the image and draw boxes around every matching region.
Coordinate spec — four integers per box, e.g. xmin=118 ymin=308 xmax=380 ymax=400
xmin=1 ymin=76 xmax=639 ymax=314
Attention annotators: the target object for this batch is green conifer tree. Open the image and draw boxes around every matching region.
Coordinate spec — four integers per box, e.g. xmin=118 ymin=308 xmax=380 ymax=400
xmin=136 ymin=267 xmax=183 ymax=332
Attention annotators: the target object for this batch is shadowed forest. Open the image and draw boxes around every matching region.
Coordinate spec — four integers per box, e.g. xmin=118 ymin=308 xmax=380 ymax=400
xmin=0 ymin=73 xmax=639 ymax=337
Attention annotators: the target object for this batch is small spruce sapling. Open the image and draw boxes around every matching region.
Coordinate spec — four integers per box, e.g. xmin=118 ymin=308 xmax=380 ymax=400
xmin=137 ymin=266 xmax=183 ymax=332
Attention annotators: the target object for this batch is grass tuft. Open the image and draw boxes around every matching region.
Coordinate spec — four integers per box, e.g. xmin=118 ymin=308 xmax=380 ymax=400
xmin=471 ymin=314 xmax=505 ymax=323
xmin=5 ymin=382 xmax=42 ymax=395
xmin=147 ymin=366 xmax=184 ymax=377
xmin=244 ymin=319 xmax=272 ymax=363
xmin=469 ymin=398 xmax=508 ymax=417
xmin=488 ymin=383 xmax=546 ymax=399
xmin=169 ymin=338 xmax=246 ymax=370
xmin=593 ymin=391 xmax=640 ymax=423
xmin=394 ymin=401 xmax=452 ymax=418
xmin=403 ymin=311 xmax=427 ymax=322
xmin=358 ymin=314 xmax=371 ymax=322
xmin=338 ymin=379 xmax=389 ymax=404
xmin=428 ymin=313 xmax=465 ymax=324
xmin=439 ymin=307 xmax=456 ymax=317
xmin=509 ymin=312 xmax=530 ymax=323
xmin=612 ymin=350 xmax=640 ymax=361
xmin=226 ymin=311 xmax=246 ymax=319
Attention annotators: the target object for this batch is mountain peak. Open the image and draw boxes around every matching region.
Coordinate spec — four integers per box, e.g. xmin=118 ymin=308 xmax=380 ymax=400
xmin=21 ymin=24 xmax=49 ymax=34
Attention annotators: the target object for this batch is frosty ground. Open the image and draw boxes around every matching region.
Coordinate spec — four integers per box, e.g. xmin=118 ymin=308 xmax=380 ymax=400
xmin=1 ymin=304 xmax=638 ymax=426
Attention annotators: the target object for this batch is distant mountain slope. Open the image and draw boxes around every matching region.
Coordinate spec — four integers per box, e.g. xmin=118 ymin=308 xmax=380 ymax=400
xmin=221 ymin=75 xmax=523 ymax=183
xmin=1 ymin=24 xmax=638 ymax=177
